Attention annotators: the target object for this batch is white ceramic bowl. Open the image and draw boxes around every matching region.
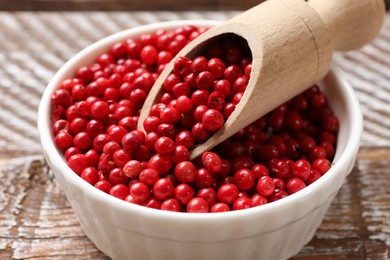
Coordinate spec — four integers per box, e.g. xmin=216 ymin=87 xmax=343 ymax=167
xmin=38 ymin=20 xmax=362 ymax=260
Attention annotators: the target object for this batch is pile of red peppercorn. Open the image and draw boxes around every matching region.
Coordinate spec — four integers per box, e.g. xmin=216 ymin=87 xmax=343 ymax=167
xmin=50 ymin=25 xmax=339 ymax=213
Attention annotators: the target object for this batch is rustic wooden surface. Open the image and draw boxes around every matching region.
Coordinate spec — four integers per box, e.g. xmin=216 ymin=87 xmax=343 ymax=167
xmin=0 ymin=0 xmax=389 ymax=11
xmin=0 ymin=0 xmax=260 ymax=11
xmin=0 ymin=11 xmax=389 ymax=259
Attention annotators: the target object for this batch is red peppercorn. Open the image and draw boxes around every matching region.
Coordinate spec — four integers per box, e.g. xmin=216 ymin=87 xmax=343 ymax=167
xmin=154 ymin=136 xmax=175 ymax=155
xmin=194 ymin=168 xmax=214 ymax=188
xmin=130 ymin=89 xmax=147 ymax=108
xmin=157 ymin=51 xmax=173 ymax=65
xmin=268 ymin=189 xmax=288 ymax=202
xmin=217 ymin=183 xmax=239 ymax=204
xmin=234 ymin=169 xmax=255 ymax=191
xmin=53 ymin=119 xmax=69 ymax=135
xmin=285 ymin=139 xmax=300 ymax=159
xmin=91 ymin=101 xmax=110 ymax=120
xmin=142 ymin=195 xmax=162 ymax=209
xmin=210 ymin=202 xmax=230 ymax=213
xmin=86 ymin=119 xmax=105 ymax=138
xmin=233 ymin=76 xmax=248 ymax=93
xmin=197 ymin=188 xmax=217 ymax=207
xmin=207 ymin=91 xmax=225 ymax=111
xmin=208 ymin=58 xmax=226 ymax=79
xmin=109 ymin=168 xmax=129 ymax=185
xmin=191 ymin=90 xmax=210 ymax=107
xmin=291 ymin=159 xmax=311 ymax=181
xmin=231 ymin=156 xmax=254 ymax=173
xmin=224 ymin=65 xmax=242 ymax=83
xmin=147 ymin=154 xmax=172 ymax=175
xmin=104 ymin=140 xmax=121 ymax=156
xmin=130 ymin=182 xmax=151 ymax=202
xmin=67 ymin=154 xmax=88 ymax=175
xmin=143 ymin=116 xmax=162 ymax=133
xmin=139 ymin=168 xmax=159 ymax=186
xmin=172 ymin=82 xmax=191 ymax=98
xmin=94 ymin=180 xmax=112 ymax=193
xmin=153 ymin=178 xmax=174 ymax=201
xmin=123 ymin=160 xmax=143 ymax=178
xmin=174 ymin=161 xmax=197 ymax=183
xmin=213 ymin=79 xmax=231 ymax=97
xmin=163 ymin=73 xmax=181 ymax=93
xmin=312 ymin=158 xmax=331 ymax=175
xmin=306 ymin=169 xmax=322 ymax=184
xmin=55 ymin=132 xmax=73 ymax=150
xmin=174 ymin=183 xmax=194 ymax=205
xmin=122 ymin=131 xmax=143 ymax=151
xmin=311 ymin=93 xmax=328 ymax=109
xmin=272 ymin=178 xmax=286 ymax=190
xmin=285 ymin=110 xmax=304 ymax=132
xmin=309 ymin=146 xmax=327 ymax=161
xmin=145 ymin=132 xmax=159 ymax=152
xmin=191 ymin=56 xmax=208 ymax=73
xmin=81 ymin=167 xmax=100 ymax=185
xmin=125 ymin=195 xmax=140 ymax=205
xmin=256 ymin=176 xmax=275 ymax=196
xmin=157 ymin=123 xmax=176 ymax=140
xmin=110 ymin=42 xmax=127 ymax=59
xmin=269 ymin=159 xmax=291 ymax=179
xmin=69 ymin=117 xmax=87 ymax=134
xmin=175 ymin=96 xmax=193 ymax=113
xmin=196 ymin=71 xmax=215 ymax=90
xmin=171 ymin=145 xmax=190 ymax=164
xmin=226 ymin=46 xmax=243 ymax=64
xmin=202 ymin=152 xmax=222 ymax=173
xmin=187 ymin=197 xmax=209 ymax=213
xmin=112 ymin=149 xmax=131 ymax=168
xmin=192 ymin=122 xmax=210 ymax=143
xmin=140 ymin=45 xmax=158 ymax=65
xmin=160 ymin=106 xmax=180 ymax=124
xmin=244 ymin=63 xmax=252 ymax=78
xmin=268 ymin=111 xmax=285 ymax=132
xmin=193 ymin=105 xmax=208 ymax=123
xmin=85 ymin=149 xmax=99 ymax=167
xmin=73 ymin=131 xmax=92 ymax=151
xmin=252 ymin=164 xmax=270 ymax=179
xmin=98 ymin=154 xmax=115 ymax=177
xmin=299 ymin=136 xmax=316 ymax=154
xmin=107 ymin=125 xmax=127 ymax=143
xmin=251 ymin=194 xmax=268 ymax=207
xmin=202 ymin=109 xmax=224 ymax=131
xmin=109 ymin=184 xmax=130 ymax=200
xmin=173 ymin=56 xmax=192 ymax=76
xmin=64 ymin=147 xmax=81 ymax=161
xmin=161 ymin=198 xmax=181 ymax=212
xmin=175 ymin=130 xmax=194 ymax=149
xmin=286 ymin=178 xmax=307 ymax=194
xmin=232 ymin=197 xmax=252 ymax=211
xmin=51 ymin=89 xmax=71 ymax=107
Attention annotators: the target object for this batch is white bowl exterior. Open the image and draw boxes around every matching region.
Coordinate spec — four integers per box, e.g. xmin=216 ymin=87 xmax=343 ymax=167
xmin=38 ymin=21 xmax=362 ymax=260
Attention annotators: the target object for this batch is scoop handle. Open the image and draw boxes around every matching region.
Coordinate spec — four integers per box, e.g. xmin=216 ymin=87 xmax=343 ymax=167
xmin=309 ymin=0 xmax=385 ymax=51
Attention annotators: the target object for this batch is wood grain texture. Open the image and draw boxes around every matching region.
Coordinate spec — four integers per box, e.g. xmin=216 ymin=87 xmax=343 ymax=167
xmin=0 ymin=0 xmax=259 ymax=11
xmin=0 ymin=11 xmax=390 ymax=259
xmin=0 ymin=0 xmax=389 ymax=11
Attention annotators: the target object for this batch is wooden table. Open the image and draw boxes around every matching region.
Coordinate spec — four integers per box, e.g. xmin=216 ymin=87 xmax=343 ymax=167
xmin=0 ymin=11 xmax=389 ymax=259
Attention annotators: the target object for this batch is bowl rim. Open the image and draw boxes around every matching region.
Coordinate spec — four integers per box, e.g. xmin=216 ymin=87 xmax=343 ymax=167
xmin=37 ymin=19 xmax=363 ymax=224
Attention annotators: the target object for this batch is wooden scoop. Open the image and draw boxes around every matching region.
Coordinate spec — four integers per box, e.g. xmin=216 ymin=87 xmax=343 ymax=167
xmin=139 ymin=0 xmax=385 ymax=160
